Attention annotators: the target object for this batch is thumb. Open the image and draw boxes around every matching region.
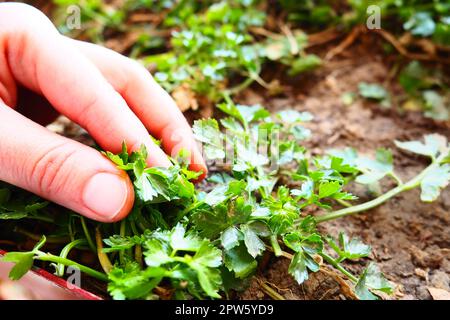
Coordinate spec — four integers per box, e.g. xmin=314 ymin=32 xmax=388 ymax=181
xmin=0 ymin=104 xmax=134 ymax=222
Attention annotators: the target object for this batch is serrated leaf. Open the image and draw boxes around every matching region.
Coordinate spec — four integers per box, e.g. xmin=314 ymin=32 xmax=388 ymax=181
xmin=170 ymin=223 xmax=203 ymax=251
xmin=237 ymin=104 xmax=270 ymax=124
xmin=103 ymin=235 xmax=141 ymax=253
xmin=1 ymin=252 xmax=34 ymax=280
xmin=193 ymin=119 xmax=225 ymax=160
xmin=404 ymin=12 xmax=436 ymax=37
xmin=220 ymin=117 xmax=244 ymax=133
xmin=108 ymin=262 xmax=165 ymax=300
xmin=288 ymin=251 xmax=320 ymax=284
xmin=204 ymin=185 xmax=229 ymax=206
xmin=355 ymin=148 xmax=394 ymax=184
xmin=291 ymin=179 xmax=314 ymax=200
xmin=193 ymin=241 xmax=222 ymax=268
xmin=355 ymin=263 xmax=393 ymax=300
xmin=318 ymin=181 xmax=341 ymax=198
xmin=358 ymin=82 xmax=388 ymax=101
xmin=224 ymin=244 xmax=257 ymax=279
xmin=327 ymin=232 xmax=371 ymax=261
xmin=143 ymin=239 xmax=172 ymax=267
xmin=221 ymin=227 xmax=241 ymax=250
xmin=395 ymin=134 xmax=448 ymax=160
xmin=291 ymin=125 xmax=311 ymax=140
xmin=328 ymin=148 xmax=358 ymax=167
xmin=276 ymin=110 xmax=313 ymax=124
xmin=218 ymin=103 xmax=269 ymax=126
xmin=289 ymin=54 xmax=321 ymax=75
xmin=241 ymin=224 xmax=265 ymax=258
xmin=420 ymin=164 xmax=450 ymax=202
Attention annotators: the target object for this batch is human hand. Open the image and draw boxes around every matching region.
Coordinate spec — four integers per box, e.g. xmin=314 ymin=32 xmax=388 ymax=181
xmin=0 ymin=3 xmax=206 ymax=222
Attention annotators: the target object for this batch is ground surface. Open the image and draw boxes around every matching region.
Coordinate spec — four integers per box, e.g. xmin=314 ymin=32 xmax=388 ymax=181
xmin=232 ymin=37 xmax=450 ymax=300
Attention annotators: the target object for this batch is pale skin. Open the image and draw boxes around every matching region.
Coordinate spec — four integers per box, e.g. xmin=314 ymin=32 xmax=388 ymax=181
xmin=0 ymin=3 xmax=207 ymax=222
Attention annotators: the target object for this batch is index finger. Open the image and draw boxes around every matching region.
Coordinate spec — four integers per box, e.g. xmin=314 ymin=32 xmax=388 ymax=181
xmin=0 ymin=3 xmax=171 ymax=167
xmin=72 ymin=40 xmax=208 ymax=179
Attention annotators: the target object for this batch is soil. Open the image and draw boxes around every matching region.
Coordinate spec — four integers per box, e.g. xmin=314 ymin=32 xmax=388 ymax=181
xmin=234 ymin=36 xmax=450 ymax=300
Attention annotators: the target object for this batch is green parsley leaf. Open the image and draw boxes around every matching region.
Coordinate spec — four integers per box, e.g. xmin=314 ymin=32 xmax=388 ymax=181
xmin=395 ymin=134 xmax=448 ymax=160
xmin=358 ymin=82 xmax=389 ymax=101
xmin=355 ymin=263 xmax=393 ymax=300
xmin=193 ymin=119 xmax=225 ymax=159
xmin=326 ymin=232 xmax=371 ymax=262
xmin=420 ymin=164 xmax=450 ymax=202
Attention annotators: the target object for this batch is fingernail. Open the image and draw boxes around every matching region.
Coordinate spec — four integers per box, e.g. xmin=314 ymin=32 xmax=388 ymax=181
xmin=82 ymin=172 xmax=129 ymax=221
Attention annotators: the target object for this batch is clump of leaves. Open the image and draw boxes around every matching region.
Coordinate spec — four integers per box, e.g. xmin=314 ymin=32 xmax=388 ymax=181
xmin=399 ymin=61 xmax=449 ymax=121
xmin=3 ymin=103 xmax=449 ymax=300
xmin=358 ymin=82 xmax=391 ymax=108
xmin=144 ymin=0 xmax=266 ymax=107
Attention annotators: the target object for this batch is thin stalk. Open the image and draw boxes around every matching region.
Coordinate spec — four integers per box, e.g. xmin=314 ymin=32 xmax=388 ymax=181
xmin=130 ymin=220 xmax=139 ymax=236
xmin=388 ymin=171 xmax=403 ymax=186
xmin=315 ymin=157 xmax=444 ymax=223
xmin=80 ymin=217 xmax=96 ymax=253
xmin=249 ymin=72 xmax=271 ymax=90
xmin=258 ymin=280 xmax=286 ymax=300
xmin=135 ymin=245 xmax=143 ymax=267
xmin=265 ymin=245 xmax=293 ymax=260
xmin=56 ymin=239 xmax=88 ymax=276
xmin=270 ymin=235 xmax=282 ymax=257
xmin=35 ymin=252 xmax=108 ymax=282
xmin=335 ymin=198 xmax=352 ymax=208
xmin=119 ymin=220 xmax=127 ymax=265
xmin=177 ymin=200 xmax=204 ymax=221
xmin=25 ymin=215 xmax=54 ymax=223
xmin=224 ymin=77 xmax=255 ymax=96
xmin=320 ymin=252 xmax=357 ymax=283
xmin=95 ymin=228 xmax=113 ymax=274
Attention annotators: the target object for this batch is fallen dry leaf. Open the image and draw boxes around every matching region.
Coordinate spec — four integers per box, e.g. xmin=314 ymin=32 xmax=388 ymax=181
xmin=427 ymin=287 xmax=450 ymax=300
xmin=172 ymin=84 xmax=199 ymax=112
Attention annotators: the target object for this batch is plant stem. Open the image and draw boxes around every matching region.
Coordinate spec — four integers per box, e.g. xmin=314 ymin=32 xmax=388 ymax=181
xmin=95 ymin=228 xmax=113 ymax=273
xmin=335 ymin=198 xmax=352 ymax=208
xmin=56 ymin=239 xmax=88 ymax=276
xmin=177 ymin=200 xmax=204 ymax=221
xmin=35 ymin=252 xmax=108 ymax=282
xmin=80 ymin=217 xmax=96 ymax=253
xmin=224 ymin=77 xmax=255 ymax=96
xmin=315 ymin=158 xmax=442 ymax=223
xmin=119 ymin=220 xmax=127 ymax=265
xmin=26 ymin=215 xmax=54 ymax=223
xmin=388 ymin=171 xmax=403 ymax=186
xmin=270 ymin=235 xmax=282 ymax=257
xmin=257 ymin=279 xmax=286 ymax=300
xmin=320 ymin=252 xmax=358 ymax=283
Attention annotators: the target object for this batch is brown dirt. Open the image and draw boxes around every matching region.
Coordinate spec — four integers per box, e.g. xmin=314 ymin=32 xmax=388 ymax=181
xmin=236 ymin=37 xmax=450 ymax=300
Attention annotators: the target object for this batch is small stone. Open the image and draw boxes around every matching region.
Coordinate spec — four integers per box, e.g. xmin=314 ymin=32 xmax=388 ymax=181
xmin=429 ymin=270 xmax=450 ymax=291
xmin=427 ymin=287 xmax=450 ymax=300
xmin=414 ymin=268 xmax=428 ymax=280
xmin=416 ymin=286 xmax=432 ymax=300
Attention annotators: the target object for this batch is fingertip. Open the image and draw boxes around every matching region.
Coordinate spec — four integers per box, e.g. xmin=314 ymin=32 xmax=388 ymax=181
xmin=144 ymin=144 xmax=172 ymax=168
xmin=108 ymin=171 xmax=135 ymax=222
xmin=190 ymin=164 xmax=208 ymax=183
xmin=82 ymin=170 xmax=135 ymax=223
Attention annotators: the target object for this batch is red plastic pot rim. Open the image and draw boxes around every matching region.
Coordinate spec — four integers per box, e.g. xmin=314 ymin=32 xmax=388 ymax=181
xmin=0 ymin=249 xmax=102 ymax=300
